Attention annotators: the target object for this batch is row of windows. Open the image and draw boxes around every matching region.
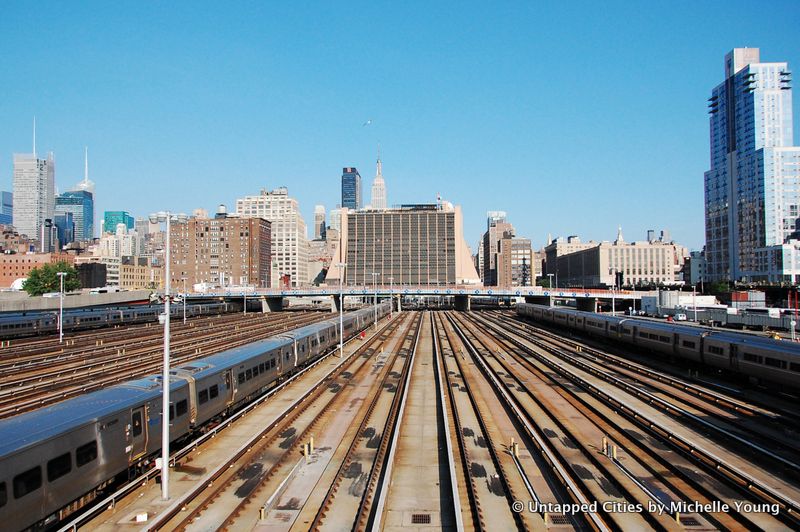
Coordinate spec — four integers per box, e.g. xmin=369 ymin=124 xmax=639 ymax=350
xmin=0 ymin=440 xmax=97 ymax=506
xmin=638 ymin=331 xmax=670 ymax=343
xmin=238 ymin=359 xmax=277 ymax=385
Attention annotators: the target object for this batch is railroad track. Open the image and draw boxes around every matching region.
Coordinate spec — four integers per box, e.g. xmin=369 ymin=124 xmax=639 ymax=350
xmin=367 ymin=312 xmax=461 ymax=531
xmin=505 ymin=309 xmax=800 ymax=426
xmin=461 ymin=310 xmax=800 ymax=529
xmin=0 ymin=312 xmax=328 ymax=418
xmin=432 ymin=311 xmax=530 ymax=530
xmin=489 ymin=312 xmax=800 ymax=477
xmin=302 ymin=312 xmax=422 ymax=530
xmin=144 ymin=312 xmax=417 ymax=530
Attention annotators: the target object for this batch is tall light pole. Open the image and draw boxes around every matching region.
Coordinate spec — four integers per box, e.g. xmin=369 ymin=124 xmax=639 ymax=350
xmin=149 ymin=210 xmax=187 ymax=501
xmin=388 ymin=276 xmax=394 ymax=318
xmin=57 ymin=271 xmax=67 ymax=343
xmin=336 ymin=263 xmax=347 ymax=357
xmin=692 ymin=284 xmax=697 ymax=322
xmin=370 ymin=272 xmax=380 ymax=329
xmin=610 ymin=268 xmax=618 ymax=317
xmin=547 ymin=273 xmax=554 ymax=289
xmin=181 ymin=277 xmax=187 ymax=325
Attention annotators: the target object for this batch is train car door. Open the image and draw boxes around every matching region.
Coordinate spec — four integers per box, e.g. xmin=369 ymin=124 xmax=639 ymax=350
xmin=130 ymin=406 xmax=148 ymax=460
xmin=224 ymin=369 xmax=235 ymax=405
xmin=729 ymin=343 xmax=739 ymax=370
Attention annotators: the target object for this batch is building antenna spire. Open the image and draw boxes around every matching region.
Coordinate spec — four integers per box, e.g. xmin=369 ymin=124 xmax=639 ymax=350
xmin=32 ymin=116 xmax=36 ymax=157
xmin=376 ymin=142 xmax=382 ymax=177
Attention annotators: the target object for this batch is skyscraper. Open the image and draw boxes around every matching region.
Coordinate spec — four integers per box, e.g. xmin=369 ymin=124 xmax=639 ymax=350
xmin=313 ymin=204 xmax=326 ymax=240
xmin=0 ymin=192 xmax=12 ymax=225
xmin=13 ymin=151 xmax=55 ymax=243
xmin=341 ymin=167 xmax=362 ymax=210
xmin=104 ymin=211 xmax=135 ymax=233
xmin=56 ymin=191 xmax=94 ymax=242
xmin=704 ymin=48 xmax=800 ymax=282
xmin=370 ymin=152 xmax=387 ymax=210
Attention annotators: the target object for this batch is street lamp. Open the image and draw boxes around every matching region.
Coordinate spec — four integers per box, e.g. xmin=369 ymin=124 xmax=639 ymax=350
xmin=57 ymin=271 xmax=67 ymax=343
xmin=388 ymin=276 xmax=394 ymax=318
xmin=547 ymin=273 xmax=554 ymax=289
xmin=149 ymin=210 xmax=187 ymax=501
xmin=692 ymin=284 xmax=697 ymax=322
xmin=336 ymin=263 xmax=347 ymax=357
xmin=370 ymin=272 xmax=380 ymax=329
xmin=181 ymin=277 xmax=187 ymax=324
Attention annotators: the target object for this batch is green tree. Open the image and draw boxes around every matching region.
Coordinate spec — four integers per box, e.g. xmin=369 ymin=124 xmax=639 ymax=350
xmin=22 ymin=262 xmax=81 ymax=296
xmin=708 ymin=281 xmax=730 ymax=295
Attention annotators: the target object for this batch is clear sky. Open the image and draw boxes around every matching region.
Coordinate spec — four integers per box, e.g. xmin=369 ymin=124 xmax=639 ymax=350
xmin=1 ymin=1 xmax=798 ymax=251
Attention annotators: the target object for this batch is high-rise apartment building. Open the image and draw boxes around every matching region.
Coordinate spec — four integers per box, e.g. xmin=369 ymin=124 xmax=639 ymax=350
xmin=103 ymin=211 xmax=134 ymax=233
xmin=236 ymin=188 xmax=308 ymax=287
xmin=170 ymin=214 xmax=271 ymax=289
xmin=313 ymin=204 xmax=326 ymax=240
xmin=705 ymin=48 xmax=800 ymax=282
xmin=329 ymin=202 xmax=480 ymax=286
xmin=13 ymin=152 xmax=55 ymax=243
xmin=341 ymin=167 xmax=362 ymax=210
xmin=370 ymin=155 xmax=387 ymax=209
xmin=55 ymin=191 xmax=94 ymax=241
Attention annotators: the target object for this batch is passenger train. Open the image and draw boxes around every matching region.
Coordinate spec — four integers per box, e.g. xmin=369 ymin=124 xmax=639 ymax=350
xmin=517 ymin=303 xmax=800 ymax=391
xmin=0 ymin=302 xmax=234 ymax=339
xmin=0 ymin=301 xmax=392 ymax=530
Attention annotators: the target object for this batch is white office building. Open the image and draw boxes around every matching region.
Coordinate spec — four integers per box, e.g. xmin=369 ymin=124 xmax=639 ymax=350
xmin=236 ymin=187 xmax=309 ymax=287
xmin=13 ymin=152 xmax=55 ymax=244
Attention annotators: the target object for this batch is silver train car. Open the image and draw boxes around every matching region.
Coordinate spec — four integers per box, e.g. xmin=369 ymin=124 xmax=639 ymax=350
xmin=517 ymin=303 xmax=800 ymax=390
xmin=0 ymin=302 xmax=234 ymax=339
xmin=0 ymin=301 xmax=391 ymax=530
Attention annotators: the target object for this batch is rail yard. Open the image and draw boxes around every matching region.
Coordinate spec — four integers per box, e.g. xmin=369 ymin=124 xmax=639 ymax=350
xmin=0 ymin=305 xmax=798 ymax=531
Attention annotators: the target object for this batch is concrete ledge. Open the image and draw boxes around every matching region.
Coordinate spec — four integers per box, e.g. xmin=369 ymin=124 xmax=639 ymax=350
xmin=0 ymin=290 xmax=153 ymax=313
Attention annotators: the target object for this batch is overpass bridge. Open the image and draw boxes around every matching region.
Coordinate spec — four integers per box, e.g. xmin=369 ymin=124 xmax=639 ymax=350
xmin=181 ymin=285 xmax=654 ymax=312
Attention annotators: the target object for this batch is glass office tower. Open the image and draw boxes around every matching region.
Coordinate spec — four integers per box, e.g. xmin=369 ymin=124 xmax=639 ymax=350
xmin=341 ymin=167 xmax=362 ymax=210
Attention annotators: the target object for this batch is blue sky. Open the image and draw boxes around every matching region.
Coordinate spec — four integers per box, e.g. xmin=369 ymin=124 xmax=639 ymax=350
xmin=1 ymin=1 xmax=798 ymax=251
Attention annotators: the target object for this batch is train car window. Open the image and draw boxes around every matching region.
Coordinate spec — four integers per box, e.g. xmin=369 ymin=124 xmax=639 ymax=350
xmin=199 ymin=389 xmax=209 ymax=404
xmin=610 ymin=326 xmax=618 ymax=332
xmin=707 ymin=346 xmax=724 ymax=355
xmin=13 ymin=467 xmax=42 ymax=499
xmin=238 ymin=372 xmax=245 ymax=385
xmin=259 ymin=363 xmax=266 ymax=373
xmin=246 ymin=369 xmax=253 ymax=380
xmin=132 ymin=411 xmax=143 ymax=437
xmin=176 ymin=400 xmax=188 ymax=417
xmin=0 ymin=482 xmax=6 ymax=507
xmin=47 ymin=453 xmax=72 ymax=482
xmin=682 ymin=341 xmax=696 ymax=349
xmin=659 ymin=336 xmax=670 ymax=343
xmin=790 ymin=363 xmax=800 ymax=373
xmin=210 ymin=384 xmax=219 ymax=398
xmin=765 ymin=357 xmax=786 ymax=369
xmin=76 ymin=441 xmax=98 ymax=466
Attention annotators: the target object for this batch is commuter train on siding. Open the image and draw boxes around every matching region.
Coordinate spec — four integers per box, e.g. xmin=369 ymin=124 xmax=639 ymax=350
xmin=0 ymin=301 xmax=392 ymax=530
xmin=517 ymin=303 xmax=800 ymax=391
xmin=0 ymin=302 xmax=234 ymax=339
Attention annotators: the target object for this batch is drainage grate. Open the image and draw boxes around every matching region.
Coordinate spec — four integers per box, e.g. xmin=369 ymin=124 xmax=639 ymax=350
xmin=411 ymin=513 xmax=431 ymax=524
xmin=680 ymin=516 xmax=701 ymax=526
xmin=549 ymin=514 xmax=570 ymax=525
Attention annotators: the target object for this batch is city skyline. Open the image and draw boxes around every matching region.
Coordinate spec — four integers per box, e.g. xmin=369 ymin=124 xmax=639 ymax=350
xmin=1 ymin=3 xmax=799 ymax=252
